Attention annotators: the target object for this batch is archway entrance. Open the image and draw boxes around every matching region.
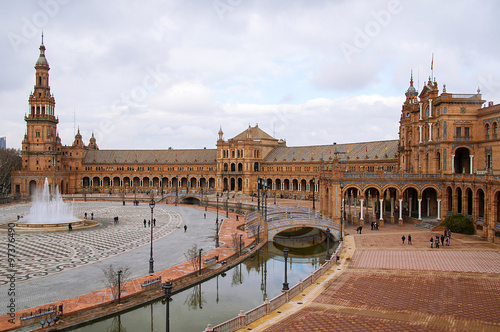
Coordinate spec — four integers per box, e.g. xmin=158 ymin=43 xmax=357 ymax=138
xmin=454 ymin=147 xmax=471 ymax=174
xmin=29 ymin=180 xmax=37 ymax=196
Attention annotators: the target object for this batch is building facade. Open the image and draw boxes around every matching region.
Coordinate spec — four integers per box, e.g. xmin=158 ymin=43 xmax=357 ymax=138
xmin=11 ymin=40 xmax=500 ymax=243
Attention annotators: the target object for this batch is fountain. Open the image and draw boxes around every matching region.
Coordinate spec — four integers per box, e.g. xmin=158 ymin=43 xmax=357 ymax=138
xmin=13 ymin=178 xmax=97 ymax=231
xmin=23 ymin=178 xmax=79 ymax=224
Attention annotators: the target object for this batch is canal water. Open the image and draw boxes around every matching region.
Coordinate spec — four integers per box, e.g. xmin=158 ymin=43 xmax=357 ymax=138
xmin=69 ymin=241 xmax=337 ymax=332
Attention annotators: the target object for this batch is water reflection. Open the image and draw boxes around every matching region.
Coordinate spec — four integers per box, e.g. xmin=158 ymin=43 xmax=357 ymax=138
xmin=70 ymin=241 xmax=336 ymax=332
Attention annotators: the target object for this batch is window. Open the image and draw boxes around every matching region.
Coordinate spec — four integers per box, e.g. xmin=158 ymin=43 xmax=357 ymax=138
xmin=464 ymin=127 xmax=470 ymax=137
xmin=486 ymin=124 xmax=490 ymax=138
xmin=494 ymin=123 xmax=498 ymax=137
xmin=456 ymin=127 xmax=461 ymax=137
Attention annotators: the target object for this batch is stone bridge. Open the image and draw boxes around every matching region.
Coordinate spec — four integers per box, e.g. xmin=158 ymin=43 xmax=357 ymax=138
xmin=246 ymin=206 xmax=341 ymax=241
xmin=162 ymin=192 xmax=202 ymax=204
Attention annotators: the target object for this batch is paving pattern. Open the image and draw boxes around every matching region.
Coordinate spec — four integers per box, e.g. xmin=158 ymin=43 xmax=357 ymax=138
xmin=0 ymin=203 xmax=182 ymax=285
xmin=257 ymin=223 xmax=500 ymax=332
xmin=350 ymin=249 xmax=500 ymax=273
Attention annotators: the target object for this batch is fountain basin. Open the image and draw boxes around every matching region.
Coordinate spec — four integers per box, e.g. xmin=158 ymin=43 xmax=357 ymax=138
xmin=7 ymin=219 xmax=99 ymax=232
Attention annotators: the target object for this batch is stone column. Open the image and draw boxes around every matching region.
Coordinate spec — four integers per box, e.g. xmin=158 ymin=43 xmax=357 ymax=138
xmin=379 ymin=198 xmax=384 ymax=227
xmin=360 ymin=199 xmax=364 ymax=225
xmin=398 ymin=198 xmax=403 ymax=226
xmin=418 ymin=198 xmax=422 ymax=221
xmin=429 ymin=123 xmax=433 ymax=142
xmin=437 ymin=199 xmax=441 ymax=221
xmin=470 ymin=155 xmax=474 ymax=174
xmin=452 ymin=155 xmax=455 ymax=173
xmin=419 ymin=125 xmax=423 ymax=143
xmin=409 ymin=196 xmax=412 ymax=217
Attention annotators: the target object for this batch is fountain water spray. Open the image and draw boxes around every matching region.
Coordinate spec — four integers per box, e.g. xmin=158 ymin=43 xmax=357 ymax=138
xmin=23 ymin=178 xmax=79 ymax=224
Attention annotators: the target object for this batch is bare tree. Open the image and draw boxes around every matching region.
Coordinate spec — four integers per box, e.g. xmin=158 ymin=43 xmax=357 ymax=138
xmin=232 ymin=233 xmax=240 ymax=248
xmin=103 ymin=264 xmax=131 ymax=300
xmin=0 ymin=148 xmax=21 ymax=195
xmin=184 ymin=243 xmax=199 ymax=273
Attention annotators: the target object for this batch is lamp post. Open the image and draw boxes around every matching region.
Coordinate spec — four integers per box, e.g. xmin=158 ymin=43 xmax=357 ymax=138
xmin=239 ymin=234 xmax=242 ymax=256
xmin=175 ymin=176 xmax=178 ymax=206
xmin=312 ymin=178 xmax=316 ymax=211
xmin=117 ymin=269 xmax=122 ymax=304
xmin=274 ymin=191 xmax=276 ymax=205
xmin=264 ymin=186 xmax=268 ymax=223
xmin=282 ymin=248 xmax=289 ymax=291
xmin=257 ymin=178 xmax=261 ymax=212
xmin=257 ymin=224 xmax=260 ymax=243
xmin=226 ymin=190 xmax=229 ymax=218
xmin=198 ymin=248 xmax=203 ymax=275
xmin=149 ymin=199 xmax=155 ymax=274
xmin=161 ymin=281 xmax=172 ymax=332
xmin=216 ymin=193 xmax=219 ymax=248
xmin=325 ymin=228 xmax=331 ymax=260
xmin=340 ymin=181 xmax=345 ymax=241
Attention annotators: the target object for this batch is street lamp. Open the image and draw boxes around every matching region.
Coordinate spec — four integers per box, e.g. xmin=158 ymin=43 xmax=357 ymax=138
xmin=340 ymin=181 xmax=345 ymax=241
xmin=216 ymin=193 xmax=219 ymax=248
xmin=161 ymin=281 xmax=172 ymax=332
xmin=282 ymin=248 xmax=289 ymax=291
xmin=274 ymin=192 xmax=276 ymax=205
xmin=175 ymin=176 xmax=178 ymax=206
xmin=117 ymin=269 xmax=122 ymax=304
xmin=239 ymin=234 xmax=242 ymax=256
xmin=312 ymin=178 xmax=316 ymax=211
xmin=257 ymin=178 xmax=261 ymax=212
xmin=198 ymin=248 xmax=203 ymax=276
xmin=325 ymin=228 xmax=331 ymax=260
xmin=226 ymin=190 xmax=229 ymax=218
xmin=149 ymin=199 xmax=155 ymax=274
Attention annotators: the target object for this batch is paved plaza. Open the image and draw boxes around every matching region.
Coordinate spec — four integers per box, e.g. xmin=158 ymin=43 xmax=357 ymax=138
xmin=0 ymin=202 xmax=217 ymax=311
xmin=245 ymin=222 xmax=500 ymax=332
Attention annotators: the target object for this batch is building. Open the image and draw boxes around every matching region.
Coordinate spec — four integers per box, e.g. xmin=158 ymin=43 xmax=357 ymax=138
xmin=0 ymin=137 xmax=6 ymax=149
xmin=11 ymin=39 xmax=500 ymax=243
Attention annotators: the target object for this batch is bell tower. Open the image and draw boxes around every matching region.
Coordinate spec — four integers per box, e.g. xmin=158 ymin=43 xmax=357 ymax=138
xmin=22 ymin=34 xmax=61 ymax=172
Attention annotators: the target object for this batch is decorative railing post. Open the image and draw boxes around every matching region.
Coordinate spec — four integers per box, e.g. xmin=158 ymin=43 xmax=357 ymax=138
xmin=204 ymin=323 xmax=214 ymax=332
xmin=265 ymin=298 xmax=271 ymax=314
xmin=299 ymin=278 xmax=303 ymax=292
xmin=239 ymin=310 xmax=246 ymax=328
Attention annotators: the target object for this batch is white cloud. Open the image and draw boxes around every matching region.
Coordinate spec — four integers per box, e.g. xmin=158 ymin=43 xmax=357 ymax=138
xmin=0 ymin=0 xmax=498 ymax=150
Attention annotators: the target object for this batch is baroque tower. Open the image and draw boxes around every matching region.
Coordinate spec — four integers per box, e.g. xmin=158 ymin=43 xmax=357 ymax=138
xmin=22 ymin=34 xmax=62 ymax=174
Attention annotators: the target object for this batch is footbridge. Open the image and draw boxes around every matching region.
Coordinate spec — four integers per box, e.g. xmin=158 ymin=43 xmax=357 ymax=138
xmin=162 ymin=192 xmax=202 ymax=204
xmin=246 ymin=206 xmax=341 ymax=241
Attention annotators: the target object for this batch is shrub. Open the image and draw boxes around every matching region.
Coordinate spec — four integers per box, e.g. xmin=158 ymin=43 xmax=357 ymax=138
xmin=440 ymin=214 xmax=474 ymax=235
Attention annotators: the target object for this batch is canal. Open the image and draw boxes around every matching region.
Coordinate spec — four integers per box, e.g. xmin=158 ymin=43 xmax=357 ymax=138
xmin=68 ymin=241 xmax=337 ymax=332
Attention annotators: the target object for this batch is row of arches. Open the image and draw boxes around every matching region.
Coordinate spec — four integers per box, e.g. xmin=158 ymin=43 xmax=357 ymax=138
xmin=321 ymin=181 xmax=496 ymax=235
xmin=82 ymin=176 xmax=216 ymax=192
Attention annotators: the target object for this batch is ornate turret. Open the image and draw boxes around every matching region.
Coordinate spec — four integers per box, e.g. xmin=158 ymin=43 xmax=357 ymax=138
xmin=88 ymin=131 xmax=98 ymax=150
xmin=218 ymin=126 xmax=224 ymax=141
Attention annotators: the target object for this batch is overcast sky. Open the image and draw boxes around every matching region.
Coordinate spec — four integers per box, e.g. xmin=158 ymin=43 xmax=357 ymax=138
xmin=1 ymin=0 xmax=499 ymax=150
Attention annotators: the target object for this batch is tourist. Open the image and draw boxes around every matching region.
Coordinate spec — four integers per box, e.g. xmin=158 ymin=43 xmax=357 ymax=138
xmin=204 ymin=213 xmax=206 ymax=219
xmin=430 ymin=237 xmax=434 ymax=248
xmin=435 ymin=236 xmax=440 ymax=248
xmin=85 ymin=212 xmax=87 ymax=219
xmin=68 ymin=224 xmax=72 ymax=231
xmin=91 ymin=212 xmax=93 ymax=220
xmin=184 ymin=224 xmax=187 ymax=232
xmin=359 ymin=226 xmax=362 ymax=234
xmin=408 ymin=234 xmax=412 ymax=245
xmin=446 ymin=236 xmax=450 ymax=246
xmin=143 ymin=219 xmax=146 ymax=227
xmin=441 ymin=234 xmax=445 ymax=246
xmin=148 ymin=219 xmax=150 ymax=227
xmin=402 ymin=235 xmax=406 ymax=245
xmin=153 ymin=218 xmax=156 ymax=227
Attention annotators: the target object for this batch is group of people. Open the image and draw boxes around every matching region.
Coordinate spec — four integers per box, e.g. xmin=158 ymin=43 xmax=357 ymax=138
xmin=370 ymin=221 xmax=379 ymax=230
xmin=430 ymin=230 xmax=451 ymax=248
xmin=143 ymin=218 xmax=156 ymax=227
xmin=401 ymin=234 xmax=412 ymax=245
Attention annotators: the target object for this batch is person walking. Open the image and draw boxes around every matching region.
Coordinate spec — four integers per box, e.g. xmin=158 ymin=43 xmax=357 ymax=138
xmin=446 ymin=236 xmax=450 ymax=246
xmin=402 ymin=235 xmax=406 ymax=245
xmin=408 ymin=234 xmax=412 ymax=245
xmin=204 ymin=213 xmax=206 ymax=219
xmin=440 ymin=234 xmax=445 ymax=246
xmin=143 ymin=219 xmax=146 ymax=227
xmin=435 ymin=235 xmax=440 ymax=248
xmin=430 ymin=237 xmax=434 ymax=248
xmin=153 ymin=218 xmax=156 ymax=227
xmin=184 ymin=224 xmax=187 ymax=232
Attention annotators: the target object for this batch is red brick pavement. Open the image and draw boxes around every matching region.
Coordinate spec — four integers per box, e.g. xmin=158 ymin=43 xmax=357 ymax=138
xmin=351 ymin=250 xmax=500 ymax=273
xmin=262 ymin=307 xmax=470 ymax=332
xmin=260 ymin=223 xmax=500 ymax=332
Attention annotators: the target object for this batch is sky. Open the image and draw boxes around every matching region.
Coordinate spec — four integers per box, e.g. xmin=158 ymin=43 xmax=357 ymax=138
xmin=1 ymin=0 xmax=499 ymax=150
